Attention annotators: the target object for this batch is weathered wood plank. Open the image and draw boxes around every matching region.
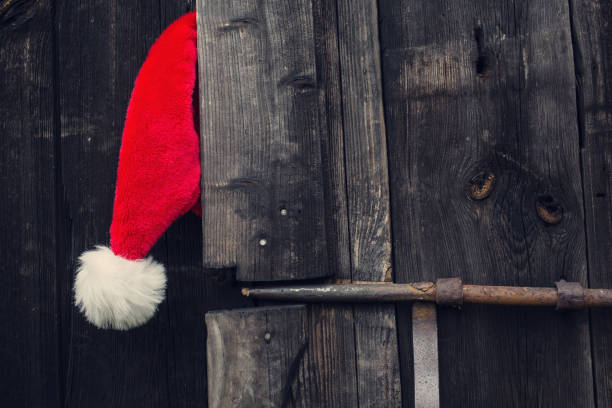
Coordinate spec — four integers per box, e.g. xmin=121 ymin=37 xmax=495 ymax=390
xmin=335 ymin=0 xmax=401 ymax=406
xmin=304 ymin=0 xmax=359 ymax=406
xmin=206 ymin=305 xmax=312 ymax=407
xmin=0 ymin=1 xmax=61 ymax=406
xmin=569 ymin=0 xmax=612 ymax=404
xmin=380 ymin=0 xmax=593 ymax=406
xmin=197 ymin=0 xmax=328 ymax=281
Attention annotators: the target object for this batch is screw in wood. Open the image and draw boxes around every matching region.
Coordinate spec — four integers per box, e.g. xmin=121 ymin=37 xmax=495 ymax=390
xmin=280 ymin=208 xmax=288 ymax=216
xmin=264 ymin=332 xmax=271 ymax=342
xmin=259 ymin=238 xmax=268 ymax=247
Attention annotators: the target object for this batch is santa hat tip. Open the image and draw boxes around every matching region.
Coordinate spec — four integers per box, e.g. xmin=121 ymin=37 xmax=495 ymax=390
xmin=74 ymin=246 xmax=167 ymax=330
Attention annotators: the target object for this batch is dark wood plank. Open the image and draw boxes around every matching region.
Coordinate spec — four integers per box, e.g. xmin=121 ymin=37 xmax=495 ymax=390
xmin=569 ymin=0 xmax=612 ymax=405
xmin=304 ymin=0 xmax=360 ymax=406
xmin=206 ymin=305 xmax=312 ymax=407
xmin=0 ymin=1 xmax=61 ymax=406
xmin=335 ymin=0 xmax=401 ymax=405
xmin=57 ymin=3 xmax=174 ymax=407
xmin=197 ymin=0 xmax=328 ymax=281
xmin=380 ymin=0 xmax=594 ymax=406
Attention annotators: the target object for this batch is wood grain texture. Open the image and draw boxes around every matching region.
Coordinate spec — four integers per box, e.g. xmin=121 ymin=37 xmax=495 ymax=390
xmin=197 ymin=0 xmax=328 ymax=281
xmin=304 ymin=0 xmax=359 ymax=406
xmin=335 ymin=0 xmax=401 ymax=406
xmin=206 ymin=305 xmax=312 ymax=408
xmin=0 ymin=1 xmax=61 ymax=406
xmin=380 ymin=0 xmax=593 ymax=406
xmin=569 ymin=0 xmax=612 ymax=405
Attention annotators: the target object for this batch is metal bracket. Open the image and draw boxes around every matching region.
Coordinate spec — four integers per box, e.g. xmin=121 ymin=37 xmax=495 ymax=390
xmin=555 ymin=280 xmax=585 ymax=310
xmin=412 ymin=302 xmax=440 ymax=408
xmin=435 ymin=278 xmax=463 ymax=307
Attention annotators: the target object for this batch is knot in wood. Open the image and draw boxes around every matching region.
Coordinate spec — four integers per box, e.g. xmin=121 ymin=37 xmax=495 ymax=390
xmin=468 ymin=171 xmax=495 ymax=200
xmin=535 ymin=195 xmax=563 ymax=224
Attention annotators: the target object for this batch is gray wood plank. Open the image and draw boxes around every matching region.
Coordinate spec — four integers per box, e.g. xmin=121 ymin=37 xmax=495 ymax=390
xmin=0 ymin=1 xmax=61 ymax=406
xmin=380 ymin=0 xmax=594 ymax=406
xmin=197 ymin=0 xmax=328 ymax=281
xmin=206 ymin=305 xmax=312 ymax=407
xmin=336 ymin=0 xmax=401 ymax=406
xmin=569 ymin=0 xmax=612 ymax=405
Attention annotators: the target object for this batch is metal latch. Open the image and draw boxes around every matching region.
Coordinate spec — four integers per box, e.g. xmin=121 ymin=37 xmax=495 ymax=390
xmin=243 ymin=278 xmax=611 ymax=407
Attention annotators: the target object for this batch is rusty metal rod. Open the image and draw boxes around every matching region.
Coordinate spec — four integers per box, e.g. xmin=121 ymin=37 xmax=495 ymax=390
xmin=241 ymin=279 xmax=612 ymax=309
xmin=242 ymin=283 xmax=436 ymax=302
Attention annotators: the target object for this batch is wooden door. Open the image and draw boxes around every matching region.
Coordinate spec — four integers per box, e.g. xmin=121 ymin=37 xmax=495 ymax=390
xmin=195 ymin=0 xmax=611 ymax=406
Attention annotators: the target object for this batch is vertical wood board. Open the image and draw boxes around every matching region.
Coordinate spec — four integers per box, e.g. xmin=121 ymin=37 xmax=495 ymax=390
xmin=380 ymin=0 xmax=593 ymax=406
xmin=0 ymin=2 xmax=61 ymax=406
xmin=569 ymin=0 xmax=612 ymax=404
xmin=335 ymin=0 xmax=402 ymax=405
xmin=305 ymin=0 xmax=360 ymax=405
xmin=197 ymin=0 xmax=328 ymax=281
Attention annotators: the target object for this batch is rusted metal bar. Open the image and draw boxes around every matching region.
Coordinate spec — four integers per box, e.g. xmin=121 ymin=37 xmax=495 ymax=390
xmin=242 ymin=282 xmax=436 ymax=302
xmin=241 ymin=278 xmax=612 ymax=309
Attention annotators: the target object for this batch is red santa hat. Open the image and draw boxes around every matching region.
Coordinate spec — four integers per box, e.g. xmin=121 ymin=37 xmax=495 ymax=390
xmin=74 ymin=12 xmax=201 ymax=330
